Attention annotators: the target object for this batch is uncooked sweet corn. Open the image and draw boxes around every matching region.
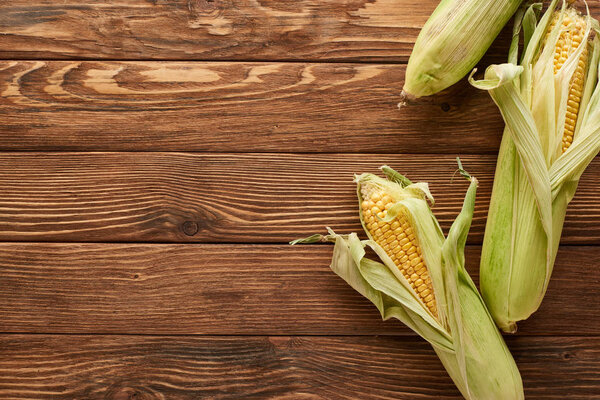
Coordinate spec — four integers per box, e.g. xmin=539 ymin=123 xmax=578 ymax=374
xmin=292 ymin=165 xmax=523 ymax=400
xmin=471 ymin=0 xmax=600 ymax=332
xmin=401 ymin=0 xmax=523 ymax=100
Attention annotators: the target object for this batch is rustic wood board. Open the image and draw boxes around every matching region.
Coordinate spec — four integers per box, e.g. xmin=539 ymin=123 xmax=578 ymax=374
xmin=0 ymin=0 xmax=595 ymax=63
xmin=0 ymin=0 xmax=511 ymax=63
xmin=0 ymin=61 xmax=504 ymax=153
xmin=0 ymin=334 xmax=598 ymax=400
xmin=1 ymin=243 xmax=598 ymax=336
xmin=0 ymin=153 xmax=598 ymax=244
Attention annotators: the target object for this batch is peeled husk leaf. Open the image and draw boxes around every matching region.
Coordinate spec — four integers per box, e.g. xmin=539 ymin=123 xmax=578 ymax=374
xmin=470 ymin=0 xmax=600 ymax=332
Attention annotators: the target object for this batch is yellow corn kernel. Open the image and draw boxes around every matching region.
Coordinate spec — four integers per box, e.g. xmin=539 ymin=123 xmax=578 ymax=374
xmin=361 ymin=189 xmax=437 ymax=317
xmin=546 ymin=9 xmax=590 ymax=152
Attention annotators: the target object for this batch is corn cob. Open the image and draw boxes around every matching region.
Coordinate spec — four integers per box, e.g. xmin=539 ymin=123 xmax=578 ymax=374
xmin=551 ymin=9 xmax=589 ymax=152
xmin=360 ymin=189 xmax=437 ymax=316
xmin=401 ymin=0 xmax=523 ymax=101
xmin=293 ymin=165 xmax=524 ymax=399
xmin=471 ymin=0 xmax=600 ymax=332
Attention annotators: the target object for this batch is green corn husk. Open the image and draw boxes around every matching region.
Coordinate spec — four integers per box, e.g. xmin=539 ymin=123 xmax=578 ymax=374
xmin=401 ymin=0 xmax=523 ymax=101
xmin=471 ymin=0 xmax=600 ymax=332
xmin=292 ymin=165 xmax=523 ymax=400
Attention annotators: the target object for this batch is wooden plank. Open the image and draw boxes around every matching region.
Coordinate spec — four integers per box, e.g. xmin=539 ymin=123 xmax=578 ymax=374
xmin=0 ymin=243 xmax=597 ymax=335
xmin=0 ymin=153 xmax=599 ymax=244
xmin=1 ymin=0 xmax=595 ymax=63
xmin=0 ymin=0 xmax=517 ymax=63
xmin=0 ymin=334 xmax=598 ymax=399
xmin=0 ymin=61 xmax=504 ymax=153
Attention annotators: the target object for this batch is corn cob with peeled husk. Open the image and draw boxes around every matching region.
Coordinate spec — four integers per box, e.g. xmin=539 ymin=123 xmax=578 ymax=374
xmin=401 ymin=0 xmax=524 ymax=102
xmin=470 ymin=0 xmax=600 ymax=333
xmin=292 ymin=165 xmax=523 ymax=400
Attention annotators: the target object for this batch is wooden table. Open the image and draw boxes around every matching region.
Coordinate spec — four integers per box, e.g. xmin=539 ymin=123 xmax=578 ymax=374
xmin=1 ymin=1 xmax=599 ymax=398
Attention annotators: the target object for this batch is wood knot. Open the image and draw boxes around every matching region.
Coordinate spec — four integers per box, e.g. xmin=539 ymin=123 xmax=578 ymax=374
xmin=189 ymin=0 xmax=218 ymax=13
xmin=182 ymin=220 xmax=199 ymax=236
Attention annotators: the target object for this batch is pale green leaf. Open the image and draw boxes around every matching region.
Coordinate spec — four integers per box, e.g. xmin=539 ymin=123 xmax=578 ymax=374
xmin=470 ymin=63 xmax=553 ymax=244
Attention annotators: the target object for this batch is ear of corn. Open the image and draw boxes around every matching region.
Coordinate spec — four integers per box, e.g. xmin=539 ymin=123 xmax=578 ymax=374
xmin=292 ymin=165 xmax=523 ymax=400
xmin=358 ymin=173 xmax=442 ymax=319
xmin=402 ymin=0 xmax=523 ymax=100
xmin=470 ymin=0 xmax=600 ymax=332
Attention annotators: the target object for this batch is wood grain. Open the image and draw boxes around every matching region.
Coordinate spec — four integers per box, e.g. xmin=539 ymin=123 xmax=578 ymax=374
xmin=0 ymin=60 xmax=504 ymax=153
xmin=0 ymin=0 xmax=516 ymax=63
xmin=1 ymin=243 xmax=597 ymax=335
xmin=0 ymin=334 xmax=598 ymax=399
xmin=2 ymin=0 xmax=596 ymax=63
xmin=1 ymin=153 xmax=599 ymax=244
xmin=2 ymin=1 xmax=599 ymax=396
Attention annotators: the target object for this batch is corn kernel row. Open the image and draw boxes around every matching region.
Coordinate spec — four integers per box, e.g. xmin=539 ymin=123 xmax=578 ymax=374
xmin=361 ymin=189 xmax=437 ymax=317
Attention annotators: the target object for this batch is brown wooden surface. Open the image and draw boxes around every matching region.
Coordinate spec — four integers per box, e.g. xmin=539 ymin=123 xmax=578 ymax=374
xmin=0 ymin=0 xmax=506 ymax=63
xmin=0 ymin=153 xmax=599 ymax=244
xmin=0 ymin=0 xmax=595 ymax=63
xmin=0 ymin=244 xmax=598 ymax=336
xmin=2 ymin=0 xmax=600 ymax=398
xmin=1 ymin=334 xmax=598 ymax=400
xmin=0 ymin=61 xmax=504 ymax=153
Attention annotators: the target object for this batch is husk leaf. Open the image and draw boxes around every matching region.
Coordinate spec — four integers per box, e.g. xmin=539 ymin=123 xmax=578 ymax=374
xmin=402 ymin=0 xmax=524 ymax=98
